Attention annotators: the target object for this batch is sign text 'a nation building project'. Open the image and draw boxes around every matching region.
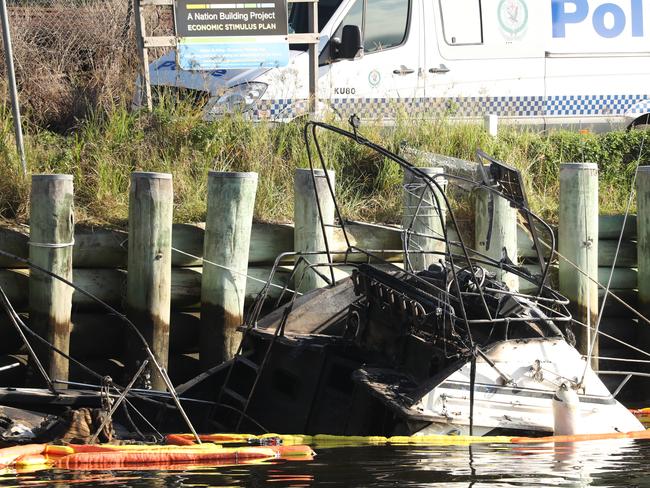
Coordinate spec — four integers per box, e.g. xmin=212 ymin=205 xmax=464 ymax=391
xmin=175 ymin=1 xmax=289 ymax=70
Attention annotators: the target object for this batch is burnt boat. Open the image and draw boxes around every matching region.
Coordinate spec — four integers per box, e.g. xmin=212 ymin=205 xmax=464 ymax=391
xmin=0 ymin=118 xmax=644 ymax=443
xmin=192 ymin=119 xmax=644 ymax=437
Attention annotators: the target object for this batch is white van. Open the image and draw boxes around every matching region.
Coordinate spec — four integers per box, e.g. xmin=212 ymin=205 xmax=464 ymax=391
xmin=148 ymin=0 xmax=650 ymax=130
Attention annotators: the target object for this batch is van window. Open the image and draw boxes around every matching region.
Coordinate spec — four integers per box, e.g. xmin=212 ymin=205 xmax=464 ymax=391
xmin=289 ymin=0 xmax=344 ymax=37
xmin=334 ymin=0 xmax=410 ymax=53
xmin=333 ymin=0 xmax=363 ymax=40
xmin=439 ymin=0 xmax=483 ymax=45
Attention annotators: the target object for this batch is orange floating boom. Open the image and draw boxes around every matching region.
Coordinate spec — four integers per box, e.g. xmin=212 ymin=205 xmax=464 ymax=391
xmin=511 ymin=429 xmax=650 ymax=444
xmin=56 ymin=446 xmax=279 ymax=468
xmin=0 ymin=444 xmax=45 ymax=467
xmin=14 ymin=454 xmax=51 ymax=467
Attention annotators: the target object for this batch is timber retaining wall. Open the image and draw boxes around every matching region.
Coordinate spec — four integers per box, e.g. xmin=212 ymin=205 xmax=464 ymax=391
xmin=0 ymin=168 xmax=646 ymax=393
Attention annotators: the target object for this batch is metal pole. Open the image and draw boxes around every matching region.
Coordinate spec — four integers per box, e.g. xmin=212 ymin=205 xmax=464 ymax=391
xmin=0 ymin=0 xmax=26 ymax=174
xmin=0 ymin=287 xmax=56 ymax=394
xmin=308 ymin=0 xmax=318 ymax=115
xmin=89 ymin=359 xmax=149 ymax=444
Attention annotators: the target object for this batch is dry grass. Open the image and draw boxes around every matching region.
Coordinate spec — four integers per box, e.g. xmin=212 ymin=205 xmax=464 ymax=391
xmin=0 ymin=1 xmax=648 ymax=226
xmin=1 ymin=0 xmax=138 ymax=130
xmin=0 ymin=97 xmax=648 ymax=227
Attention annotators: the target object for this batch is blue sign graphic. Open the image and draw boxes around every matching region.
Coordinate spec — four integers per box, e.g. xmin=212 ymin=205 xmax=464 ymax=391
xmin=178 ymin=37 xmax=289 ymax=70
xmin=175 ymin=0 xmax=289 ymax=70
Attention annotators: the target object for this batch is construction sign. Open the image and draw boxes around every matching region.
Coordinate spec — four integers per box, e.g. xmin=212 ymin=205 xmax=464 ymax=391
xmin=175 ymin=1 xmax=289 ymax=70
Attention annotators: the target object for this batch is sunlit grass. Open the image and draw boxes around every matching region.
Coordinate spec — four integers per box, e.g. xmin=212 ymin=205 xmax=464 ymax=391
xmin=0 ymin=99 xmax=648 ymax=227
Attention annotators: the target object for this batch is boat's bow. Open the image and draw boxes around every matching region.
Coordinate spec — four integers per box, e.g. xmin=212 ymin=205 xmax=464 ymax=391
xmin=412 ymin=338 xmax=644 ymax=436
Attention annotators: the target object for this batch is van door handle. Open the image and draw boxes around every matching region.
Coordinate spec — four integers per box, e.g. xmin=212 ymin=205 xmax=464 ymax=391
xmin=429 ymin=65 xmax=450 ymax=74
xmin=393 ymin=66 xmax=415 ymax=75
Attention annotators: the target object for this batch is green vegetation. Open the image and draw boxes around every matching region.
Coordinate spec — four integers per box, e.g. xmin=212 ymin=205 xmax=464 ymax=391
xmin=0 ymin=99 xmax=648 ymax=226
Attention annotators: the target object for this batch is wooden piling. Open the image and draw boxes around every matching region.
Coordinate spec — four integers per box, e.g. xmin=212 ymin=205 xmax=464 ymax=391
xmin=200 ymin=171 xmax=258 ymax=366
xmin=637 ymin=167 xmax=650 ymax=320
xmin=631 ymin=168 xmax=650 ymax=387
xmin=125 ymin=172 xmax=173 ymax=391
xmin=475 ymin=189 xmax=519 ymax=291
xmin=559 ymin=163 xmax=599 ymax=366
xmin=29 ymin=174 xmax=74 ymax=386
xmin=402 ymin=167 xmax=446 ymax=272
xmin=294 ymin=168 xmax=336 ymax=292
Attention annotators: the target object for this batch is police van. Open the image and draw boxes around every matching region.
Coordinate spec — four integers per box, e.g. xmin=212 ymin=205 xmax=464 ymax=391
xmin=148 ymin=0 xmax=650 ymax=129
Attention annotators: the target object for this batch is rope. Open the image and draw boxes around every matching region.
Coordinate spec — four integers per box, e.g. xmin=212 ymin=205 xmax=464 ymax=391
xmin=572 ymin=317 xmax=650 ymax=360
xmin=588 ymin=356 xmax=650 ymax=364
xmin=28 ymin=239 xmax=75 ymax=248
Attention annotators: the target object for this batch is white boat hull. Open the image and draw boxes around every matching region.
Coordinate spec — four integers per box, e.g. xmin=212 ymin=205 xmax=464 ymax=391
xmin=412 ymin=338 xmax=644 ymax=436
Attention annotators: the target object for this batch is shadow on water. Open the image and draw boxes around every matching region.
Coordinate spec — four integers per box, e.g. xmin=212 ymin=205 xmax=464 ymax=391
xmin=1 ymin=440 xmax=649 ymax=487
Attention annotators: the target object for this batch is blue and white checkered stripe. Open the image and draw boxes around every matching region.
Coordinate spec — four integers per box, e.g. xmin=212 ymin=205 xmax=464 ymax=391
xmin=254 ymin=94 xmax=649 ymax=120
xmin=545 ymin=94 xmax=648 ymax=116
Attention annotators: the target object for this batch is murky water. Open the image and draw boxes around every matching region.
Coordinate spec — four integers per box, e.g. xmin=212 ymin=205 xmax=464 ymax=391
xmin=1 ymin=440 xmax=650 ymax=487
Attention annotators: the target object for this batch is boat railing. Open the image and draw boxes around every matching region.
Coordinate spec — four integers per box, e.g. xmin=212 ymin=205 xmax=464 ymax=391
xmin=597 ymin=371 xmax=650 ymax=398
xmin=244 ymin=118 xmax=576 ymax=348
xmin=246 ymin=248 xmax=573 ymax=340
xmin=296 ymin=119 xmax=569 ymax=338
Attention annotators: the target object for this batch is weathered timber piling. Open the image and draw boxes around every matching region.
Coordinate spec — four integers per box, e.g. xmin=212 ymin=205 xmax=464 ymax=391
xmin=402 ymin=167 xmax=446 ymax=272
xmin=201 ymin=171 xmax=258 ymax=366
xmin=637 ymin=167 xmax=650 ymax=319
xmin=125 ymin=172 xmax=173 ymax=390
xmin=475 ymin=189 xmax=518 ymax=291
xmin=294 ymin=168 xmax=336 ymax=293
xmin=29 ymin=174 xmax=74 ymax=386
xmin=559 ymin=163 xmax=599 ymax=366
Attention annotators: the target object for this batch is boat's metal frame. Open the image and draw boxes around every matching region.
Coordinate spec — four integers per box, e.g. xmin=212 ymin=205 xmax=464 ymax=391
xmin=211 ymin=117 xmax=645 ymax=437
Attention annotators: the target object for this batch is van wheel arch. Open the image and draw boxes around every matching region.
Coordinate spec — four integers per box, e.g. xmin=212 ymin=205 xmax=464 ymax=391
xmin=630 ymin=114 xmax=650 ymax=131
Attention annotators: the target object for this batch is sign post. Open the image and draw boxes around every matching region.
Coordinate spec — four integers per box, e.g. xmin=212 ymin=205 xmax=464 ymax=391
xmin=134 ymin=0 xmax=153 ymax=111
xmin=175 ymin=0 xmax=289 ymax=70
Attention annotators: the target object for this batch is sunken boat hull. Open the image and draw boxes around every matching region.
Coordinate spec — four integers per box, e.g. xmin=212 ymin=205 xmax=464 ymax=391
xmin=206 ymin=265 xmax=644 ymax=437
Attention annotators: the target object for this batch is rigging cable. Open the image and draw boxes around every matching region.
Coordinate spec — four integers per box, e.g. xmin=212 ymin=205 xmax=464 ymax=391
xmin=538 ymin=238 xmax=650 ymax=327
xmin=0 ymin=247 xmax=202 ymax=444
xmin=581 ymin=134 xmax=646 ymax=385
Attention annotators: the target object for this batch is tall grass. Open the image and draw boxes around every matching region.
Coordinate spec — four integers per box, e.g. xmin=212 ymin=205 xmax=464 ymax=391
xmin=0 ymin=100 xmax=648 ymax=227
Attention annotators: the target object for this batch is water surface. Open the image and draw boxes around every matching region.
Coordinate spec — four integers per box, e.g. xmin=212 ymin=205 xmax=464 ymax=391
xmin=1 ymin=439 xmax=649 ymax=487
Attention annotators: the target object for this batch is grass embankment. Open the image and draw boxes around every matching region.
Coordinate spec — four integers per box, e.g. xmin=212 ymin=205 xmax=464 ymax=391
xmin=0 ymin=100 xmax=648 ymax=227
